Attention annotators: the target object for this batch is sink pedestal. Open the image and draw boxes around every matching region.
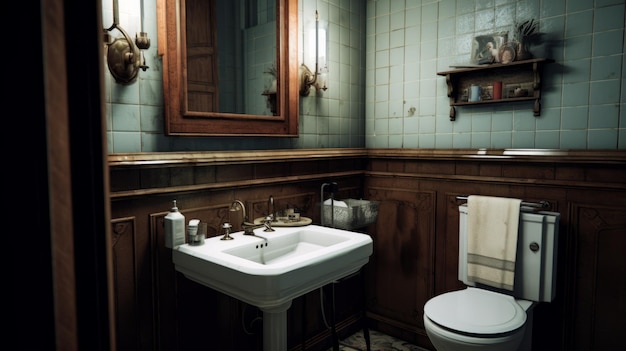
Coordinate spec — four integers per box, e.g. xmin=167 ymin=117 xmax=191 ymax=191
xmin=261 ymin=301 xmax=292 ymax=351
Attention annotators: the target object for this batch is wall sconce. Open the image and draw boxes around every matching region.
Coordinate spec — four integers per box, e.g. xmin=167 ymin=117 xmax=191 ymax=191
xmin=104 ymin=0 xmax=150 ymax=84
xmin=300 ymin=10 xmax=328 ymax=96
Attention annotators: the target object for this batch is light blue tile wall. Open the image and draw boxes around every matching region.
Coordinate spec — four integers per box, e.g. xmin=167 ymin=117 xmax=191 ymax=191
xmin=104 ymin=0 xmax=625 ymax=153
xmin=104 ymin=0 xmax=365 ymax=153
xmin=365 ymin=0 xmax=625 ymax=149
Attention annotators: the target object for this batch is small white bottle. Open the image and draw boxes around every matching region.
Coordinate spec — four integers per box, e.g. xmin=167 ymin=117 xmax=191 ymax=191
xmin=164 ymin=200 xmax=185 ymax=248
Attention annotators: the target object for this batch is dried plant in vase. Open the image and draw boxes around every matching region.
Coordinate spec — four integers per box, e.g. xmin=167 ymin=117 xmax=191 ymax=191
xmin=514 ymin=19 xmax=542 ymax=61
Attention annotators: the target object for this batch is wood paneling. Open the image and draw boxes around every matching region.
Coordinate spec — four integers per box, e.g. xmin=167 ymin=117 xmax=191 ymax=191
xmin=363 ymin=150 xmax=626 ymax=351
xmin=565 ymin=203 xmax=626 ymax=350
xmin=111 ymin=217 xmax=155 ymax=351
xmin=109 ymin=148 xmax=626 ymax=351
xmin=364 ymin=187 xmax=435 ymax=346
xmin=110 ymin=151 xmax=367 ymax=350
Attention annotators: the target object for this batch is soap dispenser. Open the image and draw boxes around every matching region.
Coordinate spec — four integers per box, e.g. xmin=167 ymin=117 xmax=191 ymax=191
xmin=164 ymin=200 xmax=185 ymax=248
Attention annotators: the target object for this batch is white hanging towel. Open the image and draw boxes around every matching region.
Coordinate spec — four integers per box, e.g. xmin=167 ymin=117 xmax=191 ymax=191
xmin=467 ymin=195 xmax=522 ymax=291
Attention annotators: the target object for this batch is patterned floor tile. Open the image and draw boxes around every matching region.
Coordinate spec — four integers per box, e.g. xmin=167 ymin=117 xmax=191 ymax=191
xmin=327 ymin=329 xmax=428 ymax=351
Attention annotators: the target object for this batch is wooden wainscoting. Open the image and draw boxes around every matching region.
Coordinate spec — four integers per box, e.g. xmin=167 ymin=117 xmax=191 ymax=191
xmin=108 ymin=148 xmax=626 ymax=351
xmin=565 ymin=203 xmax=626 ymax=350
xmin=363 ymin=149 xmax=626 ymax=351
xmin=108 ymin=149 xmax=368 ymax=351
xmin=364 ymin=187 xmax=436 ymax=347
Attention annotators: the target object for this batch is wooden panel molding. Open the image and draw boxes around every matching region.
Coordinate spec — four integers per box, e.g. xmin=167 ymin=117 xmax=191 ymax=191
xmin=109 ymin=149 xmax=367 ymax=198
xmin=111 ymin=216 xmax=156 ymax=351
xmin=565 ymin=203 xmax=626 ymax=351
xmin=364 ymin=186 xmax=435 ymax=346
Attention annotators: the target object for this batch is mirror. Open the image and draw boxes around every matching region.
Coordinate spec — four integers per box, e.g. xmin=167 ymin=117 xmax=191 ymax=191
xmin=158 ymin=0 xmax=299 ymax=136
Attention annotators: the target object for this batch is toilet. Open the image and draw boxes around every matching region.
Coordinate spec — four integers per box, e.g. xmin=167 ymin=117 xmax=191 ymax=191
xmin=423 ymin=203 xmax=559 ymax=351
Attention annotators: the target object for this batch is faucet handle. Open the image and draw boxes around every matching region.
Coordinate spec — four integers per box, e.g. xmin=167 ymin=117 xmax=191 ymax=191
xmin=221 ymin=222 xmax=234 ymax=240
xmin=263 ymin=216 xmax=275 ymax=232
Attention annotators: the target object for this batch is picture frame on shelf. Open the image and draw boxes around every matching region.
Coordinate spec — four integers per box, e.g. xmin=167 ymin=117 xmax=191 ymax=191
xmin=471 ymin=32 xmax=508 ymax=64
xmin=481 ymin=85 xmax=494 ymax=101
xmin=498 ymin=43 xmax=517 ymax=64
xmin=504 ymin=82 xmax=534 ymax=98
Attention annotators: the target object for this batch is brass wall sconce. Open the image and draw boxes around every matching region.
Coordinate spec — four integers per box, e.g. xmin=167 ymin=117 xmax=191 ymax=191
xmin=104 ymin=0 xmax=150 ymax=84
xmin=300 ymin=63 xmax=327 ymax=96
xmin=300 ymin=10 xmax=328 ymax=96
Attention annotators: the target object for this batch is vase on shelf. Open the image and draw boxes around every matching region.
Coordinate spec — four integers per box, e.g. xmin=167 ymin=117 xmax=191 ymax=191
xmin=515 ymin=40 xmax=533 ymax=61
xmin=514 ymin=19 xmax=540 ymax=62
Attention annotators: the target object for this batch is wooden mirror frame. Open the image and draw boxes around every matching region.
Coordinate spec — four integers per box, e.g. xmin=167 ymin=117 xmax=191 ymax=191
xmin=157 ymin=0 xmax=299 ymax=136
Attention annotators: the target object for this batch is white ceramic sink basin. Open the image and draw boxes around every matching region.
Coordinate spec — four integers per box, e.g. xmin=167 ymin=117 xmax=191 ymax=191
xmin=172 ymin=224 xmax=373 ymax=310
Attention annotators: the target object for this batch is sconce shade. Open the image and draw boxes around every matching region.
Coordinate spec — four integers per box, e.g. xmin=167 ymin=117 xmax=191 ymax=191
xmin=300 ymin=10 xmax=328 ymax=96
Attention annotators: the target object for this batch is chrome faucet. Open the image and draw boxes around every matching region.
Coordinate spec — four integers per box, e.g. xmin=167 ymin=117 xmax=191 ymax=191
xmin=230 ymin=200 xmax=275 ymax=235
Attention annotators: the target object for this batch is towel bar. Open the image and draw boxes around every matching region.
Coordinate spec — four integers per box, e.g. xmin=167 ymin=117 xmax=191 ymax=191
xmin=456 ymin=196 xmax=550 ymax=209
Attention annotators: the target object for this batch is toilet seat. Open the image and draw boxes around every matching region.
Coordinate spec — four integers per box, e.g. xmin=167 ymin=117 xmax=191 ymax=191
xmin=424 ymin=287 xmax=527 ymax=335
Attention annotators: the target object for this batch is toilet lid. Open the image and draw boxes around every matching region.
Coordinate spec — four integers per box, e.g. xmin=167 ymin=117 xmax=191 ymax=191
xmin=424 ymin=288 xmax=526 ymax=335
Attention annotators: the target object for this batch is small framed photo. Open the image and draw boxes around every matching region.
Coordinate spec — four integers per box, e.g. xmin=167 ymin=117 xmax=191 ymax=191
xmin=471 ymin=32 xmax=508 ymax=64
xmin=481 ymin=85 xmax=494 ymax=101
xmin=498 ymin=43 xmax=517 ymax=64
xmin=504 ymin=82 xmax=534 ymax=98
xmin=504 ymin=83 xmax=520 ymax=98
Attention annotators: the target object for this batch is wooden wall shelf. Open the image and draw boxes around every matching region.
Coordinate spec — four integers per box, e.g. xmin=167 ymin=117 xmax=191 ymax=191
xmin=437 ymin=58 xmax=554 ymax=120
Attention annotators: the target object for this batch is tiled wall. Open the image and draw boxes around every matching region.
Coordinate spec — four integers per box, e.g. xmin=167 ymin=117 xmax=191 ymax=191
xmin=104 ymin=0 xmax=624 ymax=153
xmin=104 ymin=0 xmax=366 ymax=152
xmin=365 ymin=0 xmax=625 ymax=149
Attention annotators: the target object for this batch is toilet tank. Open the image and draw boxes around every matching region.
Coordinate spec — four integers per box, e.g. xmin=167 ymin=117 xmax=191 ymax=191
xmin=458 ymin=204 xmax=560 ymax=302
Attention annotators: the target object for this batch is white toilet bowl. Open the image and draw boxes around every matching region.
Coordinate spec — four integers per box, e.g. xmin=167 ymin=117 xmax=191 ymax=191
xmin=423 ymin=287 xmax=533 ymax=351
xmin=423 ymin=203 xmax=559 ymax=350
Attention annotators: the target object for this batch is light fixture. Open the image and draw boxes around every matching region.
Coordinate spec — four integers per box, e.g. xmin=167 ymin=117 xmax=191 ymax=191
xmin=300 ymin=10 xmax=328 ymax=96
xmin=104 ymin=0 xmax=150 ymax=84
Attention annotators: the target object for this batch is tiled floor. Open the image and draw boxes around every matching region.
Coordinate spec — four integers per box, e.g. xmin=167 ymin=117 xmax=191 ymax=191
xmin=327 ymin=329 xmax=429 ymax=351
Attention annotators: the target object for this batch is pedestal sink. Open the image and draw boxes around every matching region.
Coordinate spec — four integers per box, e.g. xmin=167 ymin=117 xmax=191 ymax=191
xmin=173 ymin=224 xmax=373 ymax=351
